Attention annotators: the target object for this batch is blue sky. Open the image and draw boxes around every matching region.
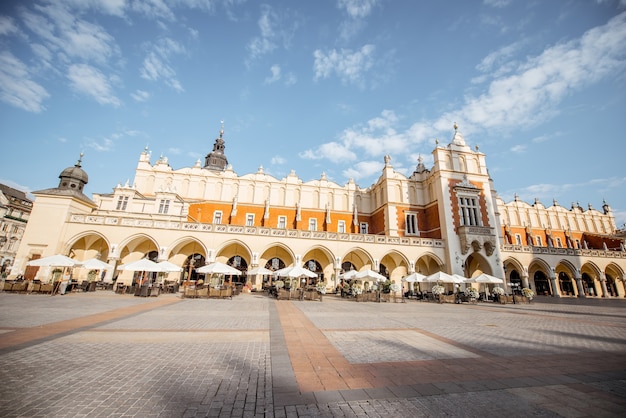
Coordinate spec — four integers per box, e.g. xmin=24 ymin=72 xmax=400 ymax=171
xmin=1 ymin=0 xmax=625 ymax=228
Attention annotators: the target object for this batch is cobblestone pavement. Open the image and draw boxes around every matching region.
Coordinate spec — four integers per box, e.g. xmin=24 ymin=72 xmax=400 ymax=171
xmin=0 ymin=291 xmax=624 ymax=417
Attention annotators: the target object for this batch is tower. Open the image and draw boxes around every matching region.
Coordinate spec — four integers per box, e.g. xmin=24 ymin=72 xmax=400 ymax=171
xmin=204 ymin=121 xmax=229 ymax=171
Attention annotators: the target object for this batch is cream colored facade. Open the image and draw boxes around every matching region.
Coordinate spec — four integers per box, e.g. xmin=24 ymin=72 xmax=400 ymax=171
xmin=0 ymin=184 xmax=33 ymax=276
xmin=10 ymin=126 xmax=626 ymax=297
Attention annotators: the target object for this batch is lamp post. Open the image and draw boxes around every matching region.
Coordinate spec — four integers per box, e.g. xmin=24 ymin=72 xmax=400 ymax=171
xmin=508 ymin=282 xmax=519 ymax=304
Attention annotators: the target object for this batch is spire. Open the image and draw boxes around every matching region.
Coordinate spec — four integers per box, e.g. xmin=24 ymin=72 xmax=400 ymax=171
xmin=451 ymin=122 xmax=466 ymax=146
xmin=204 ymin=120 xmax=229 ymax=171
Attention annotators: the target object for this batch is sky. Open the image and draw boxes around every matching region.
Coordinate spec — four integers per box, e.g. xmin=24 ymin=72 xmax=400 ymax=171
xmin=1 ymin=0 xmax=625 ymax=229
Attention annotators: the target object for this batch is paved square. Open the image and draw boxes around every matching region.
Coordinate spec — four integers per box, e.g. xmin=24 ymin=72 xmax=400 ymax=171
xmin=0 ymin=292 xmax=625 ymax=417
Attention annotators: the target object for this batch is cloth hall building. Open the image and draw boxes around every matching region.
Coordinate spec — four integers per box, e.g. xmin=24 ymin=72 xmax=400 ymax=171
xmin=10 ymin=124 xmax=626 ymax=298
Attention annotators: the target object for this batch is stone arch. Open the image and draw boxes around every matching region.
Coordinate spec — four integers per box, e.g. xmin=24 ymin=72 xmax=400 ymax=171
xmin=463 ymin=251 xmax=492 ymax=278
xmin=64 ymin=231 xmax=111 ymax=261
xmin=528 ymin=258 xmax=553 ymax=296
xmin=379 ymin=250 xmax=410 ymax=282
xmin=415 ymin=252 xmax=444 ymax=275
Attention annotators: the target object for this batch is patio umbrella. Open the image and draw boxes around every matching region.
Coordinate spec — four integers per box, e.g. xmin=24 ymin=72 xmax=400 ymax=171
xmin=403 ymin=272 xmax=426 ymax=283
xmin=273 ymin=266 xmax=317 ymax=278
xmin=78 ymin=258 xmax=112 ymax=270
xmin=195 ymin=262 xmax=242 ymax=275
xmin=354 ymin=269 xmax=387 ymax=282
xmin=117 ymin=258 xmax=166 ymax=272
xmin=157 ymin=260 xmax=183 ymax=272
xmin=246 ymin=266 xmax=274 ymax=276
xmin=339 ymin=269 xmax=358 ymax=280
xmin=27 ymin=254 xmax=80 ymax=267
xmin=473 ymin=273 xmax=504 ymax=284
xmin=423 ymin=271 xmax=457 ymax=283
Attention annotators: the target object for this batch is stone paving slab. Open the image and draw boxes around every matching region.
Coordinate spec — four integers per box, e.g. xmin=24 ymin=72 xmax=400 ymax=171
xmin=0 ymin=292 xmax=624 ymax=417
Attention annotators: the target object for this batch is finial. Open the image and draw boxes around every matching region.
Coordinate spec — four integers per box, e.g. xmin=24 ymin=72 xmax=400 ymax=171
xmin=417 ymin=154 xmax=423 ymax=164
xmin=220 ymin=120 xmax=224 ymax=139
xmin=475 ymin=144 xmax=479 ymax=151
xmin=435 ymin=138 xmax=439 ymax=145
xmin=553 ymin=198 xmax=558 ymax=206
xmin=76 ymin=152 xmax=84 ymax=167
xmin=454 ymin=122 xmax=458 ymax=131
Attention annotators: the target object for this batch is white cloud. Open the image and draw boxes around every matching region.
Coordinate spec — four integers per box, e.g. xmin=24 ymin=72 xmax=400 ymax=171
xmin=0 ymin=51 xmax=49 ymax=113
xmin=438 ymin=12 xmax=626 ymax=134
xmin=131 ymin=0 xmax=176 ymax=21
xmin=131 ymin=89 xmax=150 ymax=102
xmin=264 ymin=64 xmax=281 ymax=84
xmin=342 ymin=160 xmax=383 ymax=181
xmin=300 ymin=141 xmax=357 ymax=163
xmin=20 ymin=3 xmax=119 ymax=65
xmin=67 ymin=63 xmax=121 ymax=106
xmin=510 ymin=144 xmax=526 ymax=153
xmin=0 ymin=16 xmax=19 ymax=35
xmin=284 ymin=72 xmax=297 ymax=86
xmin=313 ymin=44 xmax=376 ymax=87
xmin=337 ymin=0 xmax=379 ymax=19
xmin=483 ymin=0 xmax=512 ymax=7
xmin=140 ymin=37 xmax=186 ymax=92
xmin=246 ymin=4 xmax=299 ymax=65
xmin=271 ymin=155 xmax=286 ymax=165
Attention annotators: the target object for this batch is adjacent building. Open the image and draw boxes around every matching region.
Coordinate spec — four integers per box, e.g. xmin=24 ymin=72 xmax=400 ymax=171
xmin=10 ymin=124 xmax=626 ymax=297
xmin=0 ymin=184 xmax=33 ymax=277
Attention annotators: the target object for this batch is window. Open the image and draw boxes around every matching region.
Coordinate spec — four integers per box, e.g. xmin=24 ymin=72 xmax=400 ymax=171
xmin=536 ymin=236 xmax=543 ymax=246
xmin=556 ymin=237 xmax=563 ymax=248
xmin=308 ymin=218 xmax=317 ymax=231
xmin=277 ymin=216 xmax=286 ymax=229
xmin=12 ymin=226 xmax=19 ymax=234
xmin=337 ymin=220 xmax=346 ymax=233
xmin=246 ymin=214 xmax=255 ymax=226
xmin=405 ymin=212 xmax=419 ymax=235
xmin=213 ymin=211 xmax=222 ymax=224
xmin=360 ymin=222 xmax=368 ymax=234
xmin=158 ymin=199 xmax=170 ymax=214
xmin=515 ymin=234 xmax=522 ymax=245
xmin=575 ymin=239 xmax=581 ymax=249
xmin=458 ymin=196 xmax=480 ymax=226
xmin=116 ymin=196 xmax=129 ymax=211
xmin=2 ymin=224 xmax=7 ymax=232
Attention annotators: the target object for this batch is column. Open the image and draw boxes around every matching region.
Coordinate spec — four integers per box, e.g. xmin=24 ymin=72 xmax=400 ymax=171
xmin=550 ymin=273 xmax=560 ymax=298
xmin=575 ymin=275 xmax=585 ymax=298
xmin=599 ymin=272 xmax=609 ymax=298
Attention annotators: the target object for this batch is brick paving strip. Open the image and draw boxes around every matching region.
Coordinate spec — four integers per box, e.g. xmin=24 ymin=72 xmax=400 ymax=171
xmin=274 ymin=299 xmax=626 ymax=409
xmin=0 ymin=297 xmax=181 ymax=353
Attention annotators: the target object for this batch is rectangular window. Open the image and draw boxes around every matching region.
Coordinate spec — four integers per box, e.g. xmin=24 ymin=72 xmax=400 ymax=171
xmin=405 ymin=212 xmax=419 ymax=235
xmin=556 ymin=237 xmax=563 ymax=248
xmin=12 ymin=226 xmax=19 ymax=234
xmin=246 ymin=214 xmax=255 ymax=226
xmin=158 ymin=199 xmax=170 ymax=214
xmin=277 ymin=216 xmax=286 ymax=229
xmin=515 ymin=234 xmax=522 ymax=245
xmin=458 ymin=196 xmax=480 ymax=226
xmin=2 ymin=224 xmax=7 ymax=232
xmin=308 ymin=218 xmax=317 ymax=231
xmin=536 ymin=236 xmax=543 ymax=246
xmin=337 ymin=220 xmax=346 ymax=233
xmin=575 ymin=239 xmax=581 ymax=249
xmin=360 ymin=222 xmax=368 ymax=234
xmin=213 ymin=211 xmax=222 ymax=224
xmin=116 ymin=196 xmax=129 ymax=211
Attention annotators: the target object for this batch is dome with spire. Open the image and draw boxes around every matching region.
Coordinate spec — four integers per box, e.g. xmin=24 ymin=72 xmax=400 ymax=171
xmin=58 ymin=153 xmax=89 ymax=192
xmin=204 ymin=121 xmax=229 ymax=171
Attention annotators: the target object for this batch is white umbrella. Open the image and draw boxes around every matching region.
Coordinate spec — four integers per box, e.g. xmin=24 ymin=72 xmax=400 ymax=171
xmin=78 ymin=258 xmax=112 ymax=270
xmin=423 ymin=271 xmax=457 ymax=283
xmin=117 ymin=258 xmax=166 ymax=272
xmin=473 ymin=273 xmax=504 ymax=284
xmin=246 ymin=266 xmax=274 ymax=276
xmin=196 ymin=262 xmax=242 ymax=275
xmin=452 ymin=274 xmax=470 ymax=284
xmin=273 ymin=266 xmax=317 ymax=278
xmin=355 ymin=269 xmax=387 ymax=282
xmin=403 ymin=272 xmax=426 ymax=283
xmin=339 ymin=269 xmax=358 ymax=280
xmin=27 ymin=254 xmax=80 ymax=267
xmin=157 ymin=260 xmax=183 ymax=272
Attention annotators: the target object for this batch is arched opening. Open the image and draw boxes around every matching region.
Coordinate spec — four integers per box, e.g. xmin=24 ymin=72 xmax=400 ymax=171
xmin=509 ymin=270 xmax=522 ymax=290
xmin=606 ymin=273 xmax=617 ymax=297
xmin=534 ymin=270 xmax=551 ymax=296
xmin=581 ymin=272 xmax=597 ymax=297
xmin=303 ymin=259 xmax=323 ymax=286
xmin=182 ymin=253 xmax=206 ymax=283
xmin=558 ymin=271 xmax=575 ymax=296
xmin=227 ymin=255 xmax=248 ymax=284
